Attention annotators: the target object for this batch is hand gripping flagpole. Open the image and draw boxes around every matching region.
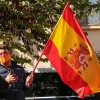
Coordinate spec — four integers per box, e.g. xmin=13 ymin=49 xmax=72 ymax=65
xmin=26 ymin=52 xmax=44 ymax=85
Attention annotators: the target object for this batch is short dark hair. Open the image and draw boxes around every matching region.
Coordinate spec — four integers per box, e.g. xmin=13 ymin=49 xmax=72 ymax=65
xmin=0 ymin=45 xmax=9 ymax=50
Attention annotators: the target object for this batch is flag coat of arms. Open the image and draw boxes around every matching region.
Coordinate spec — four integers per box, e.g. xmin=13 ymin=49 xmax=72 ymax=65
xmin=43 ymin=2 xmax=100 ymax=98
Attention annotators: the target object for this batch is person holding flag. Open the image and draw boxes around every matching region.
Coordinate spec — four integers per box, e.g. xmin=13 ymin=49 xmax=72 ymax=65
xmin=0 ymin=43 xmax=34 ymax=100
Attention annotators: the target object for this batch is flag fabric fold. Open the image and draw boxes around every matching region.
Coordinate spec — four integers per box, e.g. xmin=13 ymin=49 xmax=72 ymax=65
xmin=43 ymin=2 xmax=100 ymax=98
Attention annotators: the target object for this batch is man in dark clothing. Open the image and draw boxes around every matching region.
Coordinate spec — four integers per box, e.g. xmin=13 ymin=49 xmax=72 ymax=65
xmin=0 ymin=45 xmax=33 ymax=100
xmin=0 ymin=75 xmax=9 ymax=92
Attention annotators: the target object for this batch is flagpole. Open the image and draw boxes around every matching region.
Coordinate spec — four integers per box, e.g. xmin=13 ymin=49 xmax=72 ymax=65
xmin=26 ymin=52 xmax=43 ymax=85
xmin=31 ymin=52 xmax=44 ymax=75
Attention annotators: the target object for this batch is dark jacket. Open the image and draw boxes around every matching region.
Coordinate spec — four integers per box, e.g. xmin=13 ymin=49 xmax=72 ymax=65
xmin=0 ymin=60 xmax=33 ymax=100
xmin=0 ymin=76 xmax=9 ymax=92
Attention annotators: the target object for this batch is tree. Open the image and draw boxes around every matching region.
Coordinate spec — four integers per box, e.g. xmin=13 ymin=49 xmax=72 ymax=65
xmin=0 ymin=0 xmax=100 ymax=65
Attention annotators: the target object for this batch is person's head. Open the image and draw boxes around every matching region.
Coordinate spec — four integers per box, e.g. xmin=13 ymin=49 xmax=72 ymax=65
xmin=0 ymin=45 xmax=11 ymax=66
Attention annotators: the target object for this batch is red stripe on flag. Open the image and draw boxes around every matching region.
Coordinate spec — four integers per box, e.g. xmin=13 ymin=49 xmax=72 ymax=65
xmin=43 ymin=39 xmax=92 ymax=97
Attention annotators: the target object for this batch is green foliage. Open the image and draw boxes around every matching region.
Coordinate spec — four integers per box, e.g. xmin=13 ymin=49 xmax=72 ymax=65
xmin=0 ymin=0 xmax=100 ymax=65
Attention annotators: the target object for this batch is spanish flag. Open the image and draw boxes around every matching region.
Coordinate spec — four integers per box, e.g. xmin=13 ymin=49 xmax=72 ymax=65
xmin=43 ymin=2 xmax=100 ymax=98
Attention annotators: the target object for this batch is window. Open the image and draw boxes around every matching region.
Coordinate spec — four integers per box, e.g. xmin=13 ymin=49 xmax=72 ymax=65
xmin=88 ymin=0 xmax=100 ymax=24
xmin=78 ymin=0 xmax=100 ymax=25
